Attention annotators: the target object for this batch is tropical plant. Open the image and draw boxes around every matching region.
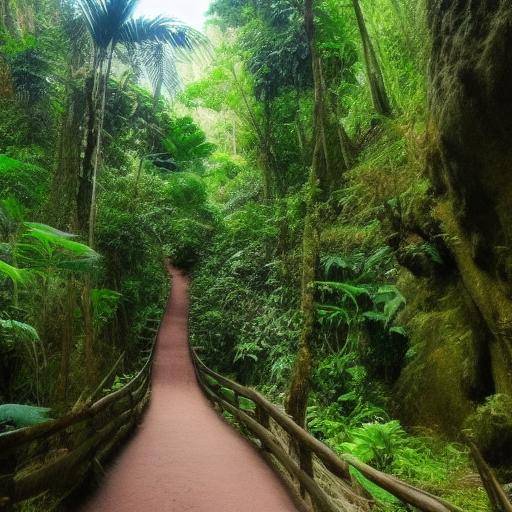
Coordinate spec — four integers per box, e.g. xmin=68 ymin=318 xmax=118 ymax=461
xmin=0 ymin=155 xmax=48 ymax=209
xmin=0 ymin=319 xmax=44 ymax=401
xmin=91 ymin=288 xmax=121 ymax=332
xmin=76 ymin=0 xmax=209 ymax=243
xmin=316 ymin=247 xmax=405 ymax=339
xmin=0 ymin=200 xmax=101 ymax=402
xmin=162 ymin=116 xmax=216 ymax=172
xmin=340 ymin=420 xmax=406 ymax=470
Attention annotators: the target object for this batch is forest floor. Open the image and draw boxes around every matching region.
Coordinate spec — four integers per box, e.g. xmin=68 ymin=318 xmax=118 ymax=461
xmin=78 ymin=267 xmax=297 ymax=512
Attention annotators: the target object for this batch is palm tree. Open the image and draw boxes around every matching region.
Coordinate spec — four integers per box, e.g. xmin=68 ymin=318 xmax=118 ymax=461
xmin=76 ymin=0 xmax=208 ymax=245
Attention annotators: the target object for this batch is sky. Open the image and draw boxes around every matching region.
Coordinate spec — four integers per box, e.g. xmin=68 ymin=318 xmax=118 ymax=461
xmin=135 ymin=0 xmax=212 ymax=30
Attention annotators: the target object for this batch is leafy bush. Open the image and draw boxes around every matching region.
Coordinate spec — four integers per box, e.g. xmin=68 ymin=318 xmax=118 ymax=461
xmin=0 ymin=155 xmax=48 ymax=209
xmin=316 ymin=246 xmax=408 ymax=383
xmin=464 ymin=394 xmax=512 ymax=465
xmin=341 ymin=420 xmax=406 ymax=470
xmin=163 ymin=116 xmax=216 ymax=172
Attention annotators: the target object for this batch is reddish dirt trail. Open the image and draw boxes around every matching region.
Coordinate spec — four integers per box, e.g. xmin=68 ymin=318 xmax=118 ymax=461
xmin=80 ymin=267 xmax=298 ymax=512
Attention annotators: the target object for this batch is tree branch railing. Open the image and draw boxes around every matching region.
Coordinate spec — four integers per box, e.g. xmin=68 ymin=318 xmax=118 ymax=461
xmin=0 ymin=330 xmax=158 ymax=510
xmin=190 ymin=345 xmax=465 ymax=512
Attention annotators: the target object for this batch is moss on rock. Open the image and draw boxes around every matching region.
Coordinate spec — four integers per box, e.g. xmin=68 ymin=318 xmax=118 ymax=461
xmin=395 ymin=274 xmax=493 ymax=435
xmin=464 ymin=394 xmax=512 ymax=465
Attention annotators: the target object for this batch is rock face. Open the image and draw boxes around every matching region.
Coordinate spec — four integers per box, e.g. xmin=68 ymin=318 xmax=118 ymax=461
xmin=396 ymin=277 xmax=493 ymax=435
xmin=427 ymin=0 xmax=512 ymax=269
xmin=397 ymin=0 xmax=512 ymax=450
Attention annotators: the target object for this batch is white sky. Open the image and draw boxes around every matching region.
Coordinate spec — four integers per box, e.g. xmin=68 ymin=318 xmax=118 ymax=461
xmin=135 ymin=0 xmax=212 ymax=30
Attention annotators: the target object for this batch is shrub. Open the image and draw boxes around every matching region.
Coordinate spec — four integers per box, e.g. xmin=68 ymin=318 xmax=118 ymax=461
xmin=0 ymin=155 xmax=48 ymax=209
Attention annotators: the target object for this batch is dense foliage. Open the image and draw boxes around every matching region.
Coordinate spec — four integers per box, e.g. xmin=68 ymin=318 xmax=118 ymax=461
xmin=1 ymin=0 xmax=511 ymax=510
xmin=0 ymin=0 xmax=211 ymax=413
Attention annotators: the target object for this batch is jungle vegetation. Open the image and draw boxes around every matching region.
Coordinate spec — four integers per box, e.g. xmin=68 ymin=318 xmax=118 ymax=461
xmin=1 ymin=0 xmax=511 ymax=509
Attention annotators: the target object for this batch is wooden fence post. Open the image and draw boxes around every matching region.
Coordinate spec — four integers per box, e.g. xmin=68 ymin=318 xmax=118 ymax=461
xmin=256 ymin=405 xmax=270 ymax=452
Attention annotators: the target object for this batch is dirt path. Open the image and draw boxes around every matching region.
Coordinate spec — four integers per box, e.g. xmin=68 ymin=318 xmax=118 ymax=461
xmin=80 ymin=267 xmax=298 ymax=512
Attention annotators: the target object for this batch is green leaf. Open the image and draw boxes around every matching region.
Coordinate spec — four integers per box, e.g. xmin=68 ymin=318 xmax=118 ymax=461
xmin=362 ymin=310 xmax=387 ymax=323
xmin=0 ymin=404 xmax=51 ymax=427
xmin=389 ymin=326 xmax=406 ymax=336
xmin=23 ymin=222 xmax=77 ymax=239
xmin=317 ymin=304 xmax=351 ymax=326
xmin=0 ymin=320 xmax=39 ymax=342
xmin=316 ymin=281 xmax=371 ymax=310
xmin=0 ymin=260 xmax=29 ymax=284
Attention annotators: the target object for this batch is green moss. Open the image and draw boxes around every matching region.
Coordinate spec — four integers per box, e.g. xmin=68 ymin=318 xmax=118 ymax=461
xmin=320 ymin=220 xmax=382 ymax=255
xmin=464 ymin=394 xmax=512 ymax=465
xmin=395 ymin=279 xmax=486 ymax=434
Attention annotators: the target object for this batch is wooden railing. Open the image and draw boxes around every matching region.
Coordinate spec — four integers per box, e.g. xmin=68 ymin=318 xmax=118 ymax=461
xmin=0 ymin=321 xmax=159 ymax=510
xmin=1 ymin=323 xmax=510 ymax=512
xmin=190 ymin=346 xmax=466 ymax=512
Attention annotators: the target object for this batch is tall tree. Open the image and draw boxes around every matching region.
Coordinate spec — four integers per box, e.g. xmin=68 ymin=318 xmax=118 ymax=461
xmin=77 ymin=0 xmax=208 ymax=245
xmin=47 ymin=12 xmax=89 ymax=232
xmin=285 ymin=0 xmax=323 ymax=481
xmin=352 ymin=0 xmax=392 ymax=117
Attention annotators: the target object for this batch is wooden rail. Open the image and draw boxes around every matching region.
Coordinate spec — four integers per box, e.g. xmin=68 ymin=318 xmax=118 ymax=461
xmin=190 ymin=346 xmax=466 ymax=512
xmin=467 ymin=441 xmax=512 ymax=512
xmin=0 ymin=320 xmax=159 ymax=510
xmin=1 ymin=316 xmax=510 ymax=511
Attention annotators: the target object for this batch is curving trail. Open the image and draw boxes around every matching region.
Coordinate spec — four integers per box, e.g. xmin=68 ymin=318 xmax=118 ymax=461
xmin=80 ymin=267 xmax=297 ymax=512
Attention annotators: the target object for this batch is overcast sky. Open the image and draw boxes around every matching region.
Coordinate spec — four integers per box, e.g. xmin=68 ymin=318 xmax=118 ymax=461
xmin=136 ymin=0 xmax=212 ymax=30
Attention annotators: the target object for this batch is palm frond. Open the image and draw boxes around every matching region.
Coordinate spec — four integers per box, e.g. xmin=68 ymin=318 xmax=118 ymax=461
xmin=78 ymin=0 xmax=139 ymax=48
xmin=138 ymin=42 xmax=181 ymax=96
xmin=24 ymin=222 xmax=77 ymax=239
xmin=17 ymin=223 xmax=100 ymax=272
xmin=118 ymin=16 xmax=210 ymax=60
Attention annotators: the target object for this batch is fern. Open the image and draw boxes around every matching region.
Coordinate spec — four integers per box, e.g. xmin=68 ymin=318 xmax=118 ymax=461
xmin=374 ymin=285 xmax=406 ymax=326
xmin=321 ymin=254 xmax=355 ymax=277
xmin=361 ymin=246 xmax=393 ymax=278
xmin=316 ymin=280 xmax=371 ymax=309
xmin=0 ymin=319 xmax=39 ymax=343
xmin=317 ymin=304 xmax=352 ymax=326
xmin=340 ymin=420 xmax=406 ymax=470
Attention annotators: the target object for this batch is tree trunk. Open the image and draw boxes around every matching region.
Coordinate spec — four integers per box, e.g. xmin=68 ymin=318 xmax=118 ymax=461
xmin=88 ymin=44 xmax=114 ymax=247
xmin=352 ymin=0 xmax=392 ymax=117
xmin=56 ymin=279 xmax=75 ymax=403
xmin=330 ymin=95 xmax=354 ymax=170
xmin=78 ymin=55 xmax=100 ymax=233
xmin=82 ymin=279 xmax=97 ymax=387
xmin=285 ymin=0 xmax=324 ymax=485
xmin=48 ymin=85 xmax=85 ymax=231
xmin=319 ymin=57 xmax=355 ymax=182
xmin=229 ymin=65 xmax=278 ymax=200
xmin=152 ymin=73 xmax=163 ymax=110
